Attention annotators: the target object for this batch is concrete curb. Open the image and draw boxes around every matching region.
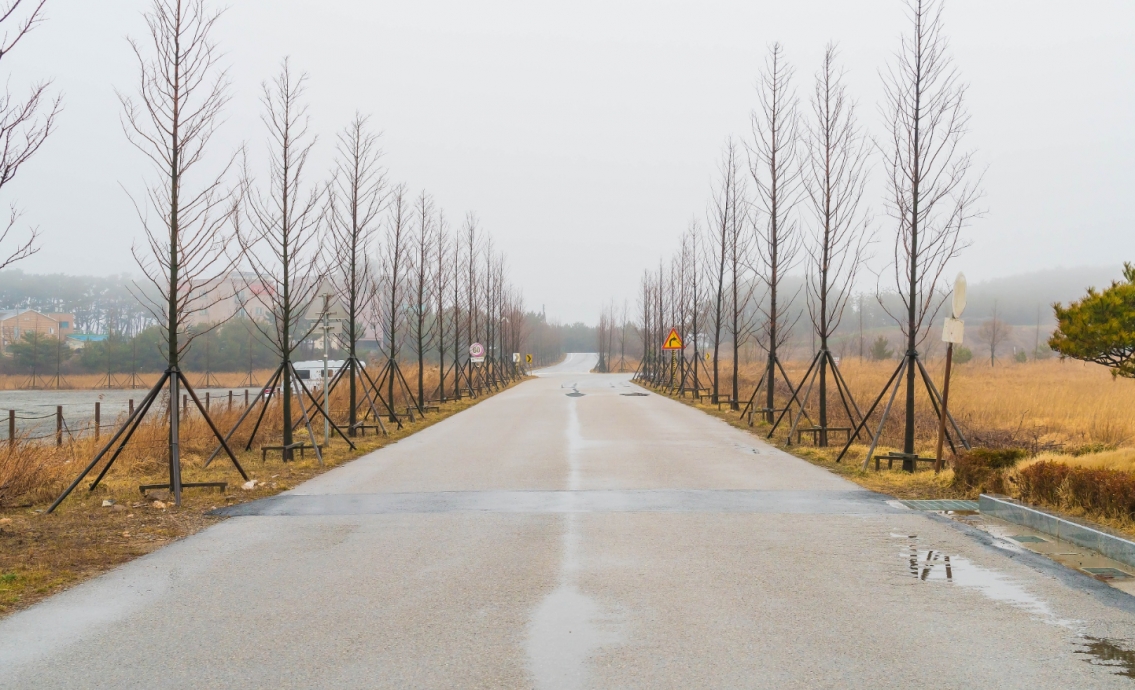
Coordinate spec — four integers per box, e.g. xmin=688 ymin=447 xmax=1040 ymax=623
xmin=979 ymin=493 xmax=1135 ymax=569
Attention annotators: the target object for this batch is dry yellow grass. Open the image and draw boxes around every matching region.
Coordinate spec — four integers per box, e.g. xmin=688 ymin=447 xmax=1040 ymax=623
xmin=1021 ymin=448 xmax=1135 ymax=472
xmin=710 ymin=357 xmax=1135 ymax=454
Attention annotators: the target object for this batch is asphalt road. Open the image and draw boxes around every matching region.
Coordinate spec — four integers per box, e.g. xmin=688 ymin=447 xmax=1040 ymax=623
xmin=4 ymin=352 xmax=1135 ymax=688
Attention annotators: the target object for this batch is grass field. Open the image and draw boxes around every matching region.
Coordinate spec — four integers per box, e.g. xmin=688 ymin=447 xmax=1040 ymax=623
xmin=660 ymin=357 xmax=1132 ymax=453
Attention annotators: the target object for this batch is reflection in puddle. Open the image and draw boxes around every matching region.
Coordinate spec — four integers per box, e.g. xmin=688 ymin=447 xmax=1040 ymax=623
xmin=896 ymin=534 xmax=1057 ymax=620
xmin=528 ymin=584 xmax=622 ymax=689
xmin=1075 ymin=637 xmax=1135 ymax=678
xmin=526 ymin=396 xmax=623 ymax=690
xmin=897 ymin=534 xmax=1135 ymax=679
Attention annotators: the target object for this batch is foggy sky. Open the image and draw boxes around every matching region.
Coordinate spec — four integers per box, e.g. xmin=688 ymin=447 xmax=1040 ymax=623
xmin=5 ymin=0 xmax=1134 ymax=324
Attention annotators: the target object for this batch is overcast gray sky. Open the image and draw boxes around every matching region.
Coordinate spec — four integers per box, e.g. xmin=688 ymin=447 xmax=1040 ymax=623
xmin=6 ymin=0 xmax=1134 ymax=323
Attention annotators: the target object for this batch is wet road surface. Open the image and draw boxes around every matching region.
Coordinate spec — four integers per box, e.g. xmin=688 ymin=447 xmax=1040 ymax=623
xmin=3 ymin=353 xmax=1135 ymax=687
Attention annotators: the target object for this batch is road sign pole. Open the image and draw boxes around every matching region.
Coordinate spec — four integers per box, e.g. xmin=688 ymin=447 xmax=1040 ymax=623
xmin=936 ymin=273 xmax=966 ymax=473
xmin=934 ymin=343 xmax=954 ymax=472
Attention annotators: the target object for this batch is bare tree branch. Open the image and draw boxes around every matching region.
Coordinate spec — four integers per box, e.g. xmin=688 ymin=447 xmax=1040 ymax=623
xmin=0 ymin=0 xmax=60 ymax=270
xmin=120 ymin=0 xmax=237 ymax=362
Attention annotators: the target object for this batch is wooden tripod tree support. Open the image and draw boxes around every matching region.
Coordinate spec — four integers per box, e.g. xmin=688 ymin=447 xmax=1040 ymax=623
xmin=459 ymin=358 xmax=490 ymax=397
xmin=298 ymin=356 xmax=398 ymax=437
xmin=286 ymin=358 xmax=392 ymax=439
xmin=197 ymin=370 xmax=223 ymax=388
xmin=374 ymin=357 xmax=424 ymax=420
xmin=832 ymin=351 xmax=970 ymax=471
xmin=674 ymin=354 xmax=714 ymax=400
xmin=737 ymin=356 xmax=809 ymax=428
xmin=204 ymin=360 xmax=359 ymax=467
xmin=766 ymin=349 xmax=866 ymax=447
xmin=204 ymin=356 xmax=397 ymax=469
xmin=442 ymin=357 xmax=476 ymax=400
xmin=47 ymin=367 xmax=250 ymax=513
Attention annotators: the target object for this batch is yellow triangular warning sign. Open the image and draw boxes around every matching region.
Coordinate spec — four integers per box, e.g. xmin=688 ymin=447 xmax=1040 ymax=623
xmin=662 ymin=328 xmax=684 ymax=351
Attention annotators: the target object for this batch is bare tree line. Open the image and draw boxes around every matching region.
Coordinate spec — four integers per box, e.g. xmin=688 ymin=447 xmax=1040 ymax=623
xmin=633 ymin=0 xmax=981 ymax=463
xmin=49 ymin=0 xmax=533 ymax=510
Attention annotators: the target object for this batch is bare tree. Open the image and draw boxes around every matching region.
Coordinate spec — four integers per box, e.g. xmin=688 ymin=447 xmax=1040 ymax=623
xmin=482 ymin=237 xmax=498 ymax=384
xmin=122 ymin=0 xmax=238 ymax=362
xmin=640 ymin=270 xmax=658 ymax=379
xmin=706 ymin=139 xmax=747 ymax=405
xmin=790 ymin=44 xmax=872 ymax=445
xmin=868 ymin=0 xmax=982 ymax=463
xmin=726 ymin=155 xmax=755 ymax=410
xmin=375 ymin=184 xmax=414 ymax=414
xmin=618 ymin=299 xmax=630 ymax=372
xmin=491 ymin=252 xmax=510 ymax=383
xmin=745 ymin=42 xmax=803 ymax=422
xmin=682 ymin=222 xmax=706 ymax=398
xmin=595 ymin=305 xmax=609 ymax=372
xmin=326 ymin=113 xmax=386 ymax=435
xmin=0 ymin=0 xmax=61 ymax=271
xmin=408 ymin=190 xmax=436 ymax=406
xmin=449 ymin=224 xmax=465 ymax=398
xmin=51 ymin=0 xmax=244 ymax=511
xmin=434 ymin=210 xmax=452 ymax=400
xmin=239 ymin=60 xmax=326 ymax=459
xmin=462 ymin=214 xmax=481 ymax=391
xmin=977 ymin=301 xmax=1008 ymax=367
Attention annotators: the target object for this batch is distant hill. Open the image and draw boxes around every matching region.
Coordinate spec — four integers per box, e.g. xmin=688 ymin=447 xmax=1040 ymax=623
xmin=963 ymin=265 xmax=1125 ymax=325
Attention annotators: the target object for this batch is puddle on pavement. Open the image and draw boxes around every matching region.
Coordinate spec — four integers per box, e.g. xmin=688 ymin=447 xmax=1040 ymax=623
xmin=895 ymin=534 xmax=1058 ymax=620
xmin=620 ymin=393 xmax=648 ymax=397
xmin=527 ymin=583 xmax=622 ymax=690
xmin=526 ymin=396 xmax=623 ymax=689
xmin=1075 ymin=637 xmax=1135 ymax=678
xmin=895 ymin=533 xmax=1135 ymax=679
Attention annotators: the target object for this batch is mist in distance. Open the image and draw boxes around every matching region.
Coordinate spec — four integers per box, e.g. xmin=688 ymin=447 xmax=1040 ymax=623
xmin=4 ymin=0 xmax=1134 ymax=324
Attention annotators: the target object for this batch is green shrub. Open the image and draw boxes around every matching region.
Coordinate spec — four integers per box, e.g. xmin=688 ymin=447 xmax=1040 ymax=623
xmin=1068 ymin=442 xmax=1116 ymax=457
xmin=954 ymin=346 xmax=973 ymax=364
xmin=1014 ymin=350 xmax=1028 ymax=363
xmin=869 ymin=336 xmax=893 ymax=361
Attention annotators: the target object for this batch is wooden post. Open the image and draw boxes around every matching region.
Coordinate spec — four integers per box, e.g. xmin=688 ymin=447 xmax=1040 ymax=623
xmin=205 ymin=391 xmax=210 ymax=412
xmin=934 ymin=343 xmax=955 ymax=473
xmin=56 ymin=405 xmax=63 ymax=446
xmin=228 ymin=390 xmax=233 ymax=411
xmin=8 ymin=409 xmax=14 ymax=449
xmin=182 ymin=394 xmax=188 ymax=419
xmin=129 ymin=399 xmax=134 ymax=416
xmin=94 ymin=402 xmax=101 ymax=441
xmin=245 ymin=389 xmax=249 ymax=407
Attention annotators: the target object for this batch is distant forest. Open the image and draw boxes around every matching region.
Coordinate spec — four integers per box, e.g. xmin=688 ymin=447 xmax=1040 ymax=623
xmin=0 ymin=265 xmax=1122 ymax=373
xmin=0 ymin=270 xmax=157 ymax=335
